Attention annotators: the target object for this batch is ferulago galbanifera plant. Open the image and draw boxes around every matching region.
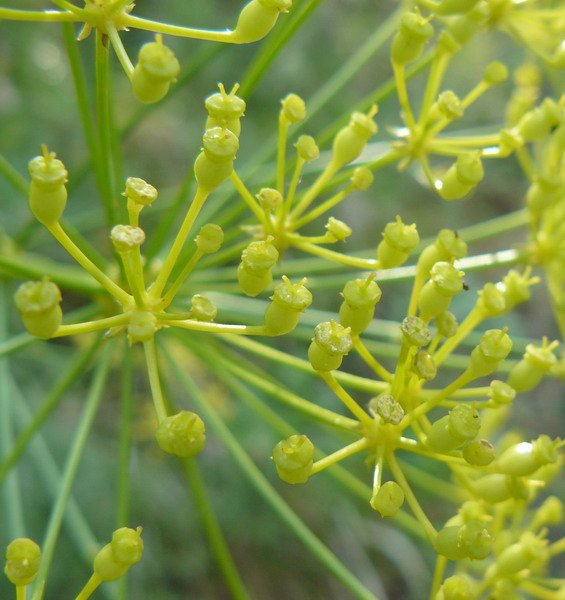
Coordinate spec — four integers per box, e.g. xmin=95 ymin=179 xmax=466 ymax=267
xmin=1 ymin=1 xmax=565 ymax=599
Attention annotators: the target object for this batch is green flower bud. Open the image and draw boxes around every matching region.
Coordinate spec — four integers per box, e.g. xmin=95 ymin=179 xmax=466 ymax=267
xmin=110 ymin=225 xmax=145 ymax=254
xmin=517 ymin=98 xmax=562 ymax=142
xmin=231 ymin=0 xmax=292 ymax=44
xmin=497 ymin=435 xmax=561 ymax=477
xmin=331 ymin=106 xmax=378 ymax=168
xmin=131 ymin=36 xmax=180 ymax=104
xmin=477 ymin=282 xmax=507 ymax=317
xmin=14 ymin=279 xmax=63 ymax=339
xmin=427 ymin=404 xmax=480 ymax=453
xmin=191 ymin=295 xmax=217 ymax=322
xmin=526 ymin=177 xmax=562 ymax=214
xmin=416 ymin=229 xmax=467 ymax=279
xmin=507 ymin=339 xmax=559 ymax=392
xmin=436 ymin=575 xmax=474 ymax=600
xmin=470 ymin=473 xmax=529 ymax=503
xmin=431 ymin=90 xmax=464 ymax=121
xmin=435 ymin=526 xmax=468 ymax=560
xmin=457 ymin=520 xmax=493 ymax=560
xmin=377 ymin=216 xmax=419 ymax=268
xmin=370 ymin=481 xmax=405 ymax=517
xmin=438 ymin=151 xmax=484 ymax=200
xmin=194 ymin=127 xmax=239 ymax=192
xmin=123 ymin=177 xmax=158 ymax=207
xmin=294 ymin=135 xmax=319 ymax=162
xmin=281 ymin=93 xmax=306 ymax=123
xmin=435 ymin=311 xmax=458 ymax=338
xmin=272 ymin=434 xmax=314 ymax=484
xmin=350 ymin=166 xmax=374 ymax=191
xmin=448 ymin=404 xmax=481 ymax=440
xmin=489 ymin=380 xmax=516 ymax=405
xmin=325 ymin=217 xmax=352 ymax=242
xmin=445 ymin=4 xmax=488 ymax=45
xmin=412 ymin=350 xmax=437 ymax=380
xmin=28 ymin=148 xmax=68 ymax=226
xmin=237 ymin=238 xmax=279 ymax=297
xmin=205 ymin=83 xmax=246 ymax=136
xmin=419 ymin=262 xmax=465 ymax=321
xmin=401 ymin=316 xmax=432 ymax=347
xmin=339 ymin=274 xmax=382 ymax=335
xmin=500 ymin=268 xmax=539 ymax=310
xmin=391 ymin=12 xmax=434 ymax=65
xmin=469 ymin=328 xmax=512 ymax=377
xmin=493 ymin=532 xmax=548 ymax=577
xmin=483 ymin=61 xmax=508 ymax=85
xmin=256 ymin=188 xmax=283 ymax=210
xmin=93 ymin=544 xmax=129 ymax=582
xmin=463 ymin=439 xmax=495 ymax=466
xmin=127 ymin=311 xmax=158 ymax=343
xmin=368 ymin=394 xmax=404 ymax=425
xmin=111 ymin=527 xmax=144 ymax=566
xmin=195 ymin=224 xmax=224 ymax=254
xmin=155 ymin=411 xmax=206 ymax=458
xmin=4 ymin=538 xmax=41 ymax=586
xmin=264 ymin=276 xmax=312 ymax=335
xmin=308 ymin=321 xmax=352 ymax=371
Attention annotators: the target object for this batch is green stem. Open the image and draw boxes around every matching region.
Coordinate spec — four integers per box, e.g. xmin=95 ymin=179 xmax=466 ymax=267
xmin=117 ymin=345 xmax=133 ymax=528
xmin=428 ymin=555 xmax=447 ymax=600
xmin=182 ymin=460 xmax=252 ymax=600
xmin=387 ymin=451 xmax=437 ymax=544
xmin=95 ymin=30 xmax=117 ymax=227
xmin=0 ymin=8 xmax=80 ymax=21
xmin=150 ymin=187 xmax=209 ymax=299
xmin=107 ymin=24 xmax=134 ymax=79
xmin=31 ymin=344 xmax=114 ymax=600
xmin=143 ymin=338 xmax=168 ymax=422
xmin=319 ymin=371 xmax=373 ymax=428
xmin=122 ymin=14 xmax=235 ymax=42
xmin=0 ymin=283 xmax=25 ymax=539
xmin=352 ymin=336 xmax=392 ymax=382
xmin=311 ymin=438 xmax=371 ymax=475
xmin=53 ymin=313 xmax=130 ymax=338
xmin=0 ymin=154 xmax=27 ymax=195
xmin=47 ymin=222 xmax=132 ymax=305
xmin=290 ymin=240 xmax=380 ymax=268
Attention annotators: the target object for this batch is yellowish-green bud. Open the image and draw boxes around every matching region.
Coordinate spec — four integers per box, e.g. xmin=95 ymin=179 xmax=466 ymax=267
xmin=110 ymin=225 xmax=145 ymax=254
xmin=295 ymin=135 xmax=319 ymax=162
xmin=325 ymin=217 xmax=352 ymax=242
xmin=191 ymin=295 xmax=217 ymax=322
xmin=14 ymin=279 xmax=63 ymax=339
xmin=256 ymin=188 xmax=283 ymax=210
xmin=281 ymin=93 xmax=306 ymax=123
xmin=370 ymin=481 xmax=404 ymax=517
xmin=123 ymin=177 xmax=158 ymax=207
xmin=195 ymin=224 xmax=224 ymax=254
xmin=155 ymin=411 xmax=206 ymax=458
xmin=4 ymin=538 xmax=41 ymax=586
xmin=131 ymin=36 xmax=180 ymax=104
xmin=272 ymin=434 xmax=314 ymax=484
